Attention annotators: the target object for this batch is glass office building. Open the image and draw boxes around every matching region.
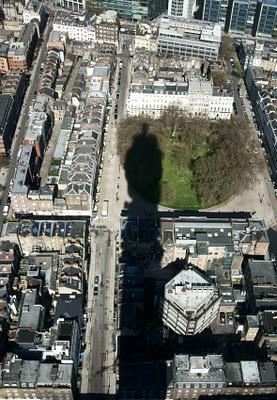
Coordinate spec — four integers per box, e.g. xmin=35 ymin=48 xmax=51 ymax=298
xmin=202 ymin=0 xmax=231 ymax=26
xmin=254 ymin=0 xmax=277 ymax=37
xmin=202 ymin=0 xmax=221 ymax=22
xmin=202 ymin=0 xmax=276 ymax=37
xmin=99 ymin=0 xmax=167 ymax=20
xmin=225 ymin=0 xmax=257 ymax=34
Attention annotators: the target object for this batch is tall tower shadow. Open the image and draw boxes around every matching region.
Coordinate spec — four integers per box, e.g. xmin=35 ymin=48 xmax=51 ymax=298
xmin=117 ymin=122 xmax=168 ymax=399
xmin=123 ymin=122 xmax=162 ymax=216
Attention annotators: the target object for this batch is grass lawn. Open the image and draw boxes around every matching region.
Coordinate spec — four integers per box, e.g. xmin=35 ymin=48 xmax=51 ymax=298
xmin=160 ymin=150 xmax=201 ymax=210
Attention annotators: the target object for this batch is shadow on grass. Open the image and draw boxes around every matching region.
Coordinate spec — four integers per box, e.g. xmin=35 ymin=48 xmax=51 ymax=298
xmin=124 ymin=122 xmax=163 ymax=208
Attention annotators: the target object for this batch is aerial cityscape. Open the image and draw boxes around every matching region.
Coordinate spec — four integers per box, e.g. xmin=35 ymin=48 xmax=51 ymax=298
xmin=0 ymin=0 xmax=276 ymax=399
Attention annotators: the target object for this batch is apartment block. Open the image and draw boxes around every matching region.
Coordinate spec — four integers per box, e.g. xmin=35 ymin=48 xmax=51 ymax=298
xmin=53 ymin=10 xmax=95 ymax=43
xmin=127 ymin=77 xmax=233 ymax=119
xmin=95 ymin=10 xmax=119 ymax=45
xmin=0 ymin=357 xmax=74 ymax=399
xmin=23 ymin=111 xmax=53 ymax=158
xmin=244 ymin=66 xmax=277 ymax=183
xmin=166 ymin=354 xmax=277 ymax=399
xmin=7 ymin=22 xmax=38 ymax=71
xmin=23 ymin=0 xmax=48 ymax=33
xmin=10 ymin=145 xmax=39 ymax=214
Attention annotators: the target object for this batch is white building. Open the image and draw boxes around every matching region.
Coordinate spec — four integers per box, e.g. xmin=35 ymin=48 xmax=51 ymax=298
xmin=161 ymin=267 xmax=221 ymax=335
xmin=53 ymin=11 xmax=95 ymax=43
xmin=23 ymin=0 xmax=45 ymax=26
xmin=134 ymin=33 xmax=158 ymax=52
xmin=168 ymin=0 xmax=197 ymax=19
xmin=157 ymin=16 xmax=221 ymax=60
xmin=127 ymin=77 xmax=233 ymax=119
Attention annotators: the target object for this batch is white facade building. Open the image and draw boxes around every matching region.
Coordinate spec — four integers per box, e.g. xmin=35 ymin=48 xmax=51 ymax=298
xmin=127 ymin=78 xmax=233 ymax=119
xmin=168 ymin=0 xmax=197 ymax=19
xmin=23 ymin=0 xmax=45 ymax=25
xmin=134 ymin=34 xmax=158 ymax=52
xmin=53 ymin=12 xmax=95 ymax=43
xmin=161 ymin=268 xmax=221 ymax=335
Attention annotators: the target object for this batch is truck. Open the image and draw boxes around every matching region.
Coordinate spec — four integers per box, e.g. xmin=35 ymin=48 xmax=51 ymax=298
xmin=101 ymin=200 xmax=109 ymax=217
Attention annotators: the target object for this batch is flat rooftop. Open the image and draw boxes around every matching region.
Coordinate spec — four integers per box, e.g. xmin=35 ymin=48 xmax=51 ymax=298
xmin=165 ymin=268 xmax=219 ymax=312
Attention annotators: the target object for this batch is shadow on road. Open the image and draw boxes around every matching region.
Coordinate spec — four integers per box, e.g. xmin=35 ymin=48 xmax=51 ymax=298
xmin=116 ymin=124 xmax=170 ymax=399
xmin=267 ymin=226 xmax=277 ymax=258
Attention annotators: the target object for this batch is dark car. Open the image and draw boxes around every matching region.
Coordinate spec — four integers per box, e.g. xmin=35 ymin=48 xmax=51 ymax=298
xmin=220 ymin=312 xmax=226 ymax=324
xmin=94 ymin=276 xmax=99 ymax=284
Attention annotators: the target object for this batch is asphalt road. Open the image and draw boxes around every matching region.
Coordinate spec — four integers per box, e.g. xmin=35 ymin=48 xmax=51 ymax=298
xmin=117 ymin=38 xmax=133 ymax=122
xmin=81 ymin=227 xmax=117 ymax=395
xmin=226 ymin=60 xmax=244 ymax=118
xmin=0 ymin=22 xmax=52 ymax=232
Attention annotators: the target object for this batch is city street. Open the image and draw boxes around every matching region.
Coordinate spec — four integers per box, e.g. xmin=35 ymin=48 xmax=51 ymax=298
xmin=226 ymin=60 xmax=244 ymax=118
xmin=80 ymin=38 xmax=133 ymax=396
xmin=0 ymin=22 xmax=53 ymax=232
xmin=81 ymin=228 xmax=117 ymax=395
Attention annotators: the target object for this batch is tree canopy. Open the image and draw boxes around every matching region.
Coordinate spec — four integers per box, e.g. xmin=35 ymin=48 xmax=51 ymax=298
xmin=117 ymin=111 xmax=261 ymax=209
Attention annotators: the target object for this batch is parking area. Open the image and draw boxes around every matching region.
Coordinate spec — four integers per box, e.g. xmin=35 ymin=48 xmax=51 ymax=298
xmin=211 ymin=309 xmax=236 ymax=335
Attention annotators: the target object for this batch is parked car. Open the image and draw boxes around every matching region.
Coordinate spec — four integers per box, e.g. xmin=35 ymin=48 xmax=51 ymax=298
xmin=220 ymin=312 xmax=226 ymax=324
xmin=227 ymin=313 xmax=233 ymax=325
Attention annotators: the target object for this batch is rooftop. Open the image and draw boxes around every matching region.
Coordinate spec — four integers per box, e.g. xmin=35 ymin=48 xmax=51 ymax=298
xmin=248 ymin=259 xmax=276 ymax=286
xmin=169 ymin=354 xmax=225 ymax=386
xmin=240 ymin=361 xmax=260 ymax=383
xmin=165 ymin=267 xmax=219 ymax=313
xmin=159 ymin=16 xmax=221 ymax=44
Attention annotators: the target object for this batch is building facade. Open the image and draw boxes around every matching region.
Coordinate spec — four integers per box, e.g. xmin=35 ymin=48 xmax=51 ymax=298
xmin=0 ymin=95 xmax=15 ymax=155
xmin=102 ymin=0 xmax=168 ymax=21
xmin=157 ymin=16 xmax=221 ymax=60
xmin=59 ymin=0 xmax=86 ymax=12
xmin=254 ymin=0 xmax=277 ymax=38
xmin=53 ymin=11 xmax=95 ymax=43
xmin=127 ymin=78 xmax=233 ymax=119
xmin=225 ymin=0 xmax=258 ymax=35
xmin=244 ymin=66 xmax=277 ymax=183
xmin=168 ymin=0 xmax=197 ymax=19
xmin=166 ymin=354 xmax=277 ymax=399
xmin=202 ymin=0 xmax=277 ymax=37
xmin=95 ymin=10 xmax=119 ymax=45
